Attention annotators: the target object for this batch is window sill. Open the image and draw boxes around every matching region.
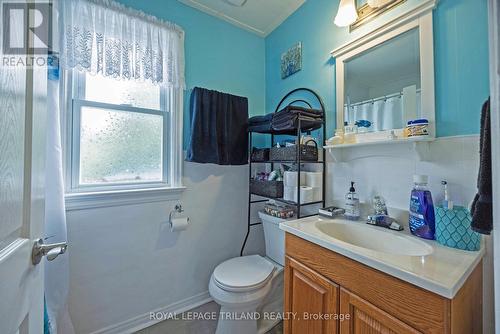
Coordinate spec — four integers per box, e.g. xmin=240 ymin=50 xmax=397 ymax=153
xmin=65 ymin=186 xmax=186 ymax=211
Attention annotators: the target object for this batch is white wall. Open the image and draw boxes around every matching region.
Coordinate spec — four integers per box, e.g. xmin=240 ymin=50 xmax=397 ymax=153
xmin=327 ymin=135 xmax=494 ymax=334
xmin=66 ymin=161 xmax=265 ymax=334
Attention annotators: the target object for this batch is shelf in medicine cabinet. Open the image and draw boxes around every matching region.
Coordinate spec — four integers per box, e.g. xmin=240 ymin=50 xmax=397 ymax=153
xmin=323 ymin=136 xmax=435 ymax=163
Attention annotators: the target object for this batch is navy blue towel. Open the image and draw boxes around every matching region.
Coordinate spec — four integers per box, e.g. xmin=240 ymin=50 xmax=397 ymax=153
xmin=186 ymin=87 xmax=249 ymax=165
xmin=247 ymin=106 xmax=324 ymax=134
xmin=471 ymin=98 xmax=492 ymax=234
xmin=248 ymin=113 xmax=273 ymax=125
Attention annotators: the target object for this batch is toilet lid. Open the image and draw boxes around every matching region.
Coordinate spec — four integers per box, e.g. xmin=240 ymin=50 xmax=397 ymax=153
xmin=213 ymin=255 xmax=275 ymax=292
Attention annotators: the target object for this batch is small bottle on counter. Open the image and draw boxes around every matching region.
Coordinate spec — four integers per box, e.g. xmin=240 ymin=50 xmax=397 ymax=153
xmin=344 ymin=181 xmax=360 ymax=220
xmin=343 ymin=122 xmax=357 ymax=144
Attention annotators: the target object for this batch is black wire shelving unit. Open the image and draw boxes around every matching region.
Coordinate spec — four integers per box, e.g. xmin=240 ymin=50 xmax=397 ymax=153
xmin=240 ymin=88 xmax=326 ymax=256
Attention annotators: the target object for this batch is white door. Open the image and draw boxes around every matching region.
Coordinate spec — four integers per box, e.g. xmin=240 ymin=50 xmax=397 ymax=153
xmin=0 ymin=1 xmax=50 ymax=333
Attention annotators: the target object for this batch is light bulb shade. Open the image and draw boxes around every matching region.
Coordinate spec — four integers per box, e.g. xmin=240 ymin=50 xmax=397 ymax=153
xmin=334 ymin=0 xmax=358 ymax=27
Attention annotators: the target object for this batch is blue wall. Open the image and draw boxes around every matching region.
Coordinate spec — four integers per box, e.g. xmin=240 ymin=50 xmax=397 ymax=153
xmin=116 ymin=0 xmax=266 ymax=147
xmin=265 ymin=0 xmax=490 ymax=137
xmin=117 ymin=0 xmax=489 ymax=140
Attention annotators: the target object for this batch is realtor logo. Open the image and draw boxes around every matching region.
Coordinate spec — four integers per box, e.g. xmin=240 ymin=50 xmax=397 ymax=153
xmin=2 ymin=2 xmax=51 ymax=55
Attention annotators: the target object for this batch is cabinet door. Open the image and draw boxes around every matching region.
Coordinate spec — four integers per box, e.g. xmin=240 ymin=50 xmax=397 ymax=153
xmin=284 ymin=256 xmax=339 ymax=334
xmin=340 ymin=288 xmax=422 ymax=334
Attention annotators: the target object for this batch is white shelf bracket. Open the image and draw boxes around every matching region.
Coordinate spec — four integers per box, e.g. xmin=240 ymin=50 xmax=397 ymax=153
xmin=327 ymin=148 xmax=344 ymax=163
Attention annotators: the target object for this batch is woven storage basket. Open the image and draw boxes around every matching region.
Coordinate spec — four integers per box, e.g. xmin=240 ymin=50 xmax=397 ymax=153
xmin=250 ymin=180 xmax=284 ymax=198
xmin=270 ymin=140 xmax=318 ymax=161
xmin=250 ymin=148 xmax=270 ymax=162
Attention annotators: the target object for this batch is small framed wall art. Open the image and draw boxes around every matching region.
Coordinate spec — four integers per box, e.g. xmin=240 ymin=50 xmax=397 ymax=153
xmin=281 ymin=42 xmax=302 ymax=79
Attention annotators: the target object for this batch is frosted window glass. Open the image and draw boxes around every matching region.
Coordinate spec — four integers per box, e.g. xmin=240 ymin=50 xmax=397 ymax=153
xmin=85 ymin=74 xmax=161 ymax=110
xmin=79 ymin=107 xmax=163 ymax=185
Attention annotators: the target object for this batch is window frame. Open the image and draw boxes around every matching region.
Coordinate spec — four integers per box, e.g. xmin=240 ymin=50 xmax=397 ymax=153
xmin=64 ymin=71 xmax=183 ymax=195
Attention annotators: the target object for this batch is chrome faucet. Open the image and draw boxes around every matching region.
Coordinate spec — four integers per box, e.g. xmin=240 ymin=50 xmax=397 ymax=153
xmin=366 ymin=195 xmax=403 ymax=231
xmin=366 ymin=215 xmax=404 ymax=231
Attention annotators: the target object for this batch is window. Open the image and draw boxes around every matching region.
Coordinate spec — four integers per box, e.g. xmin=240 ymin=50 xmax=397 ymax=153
xmin=67 ymin=72 xmax=182 ymax=193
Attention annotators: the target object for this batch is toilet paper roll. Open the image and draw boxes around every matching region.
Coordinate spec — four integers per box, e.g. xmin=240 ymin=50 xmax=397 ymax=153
xmin=170 ymin=217 xmax=189 ymax=232
xmin=284 ymin=186 xmax=314 ymax=203
xmin=305 ymin=172 xmax=323 ymax=188
xmin=283 ymin=171 xmax=305 ymax=187
xmin=300 ymin=186 xmax=314 ymax=204
xmin=283 ymin=186 xmax=314 ymax=204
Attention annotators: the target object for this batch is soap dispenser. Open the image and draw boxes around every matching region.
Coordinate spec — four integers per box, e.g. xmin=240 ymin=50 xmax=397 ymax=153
xmin=345 ymin=182 xmax=360 ymax=220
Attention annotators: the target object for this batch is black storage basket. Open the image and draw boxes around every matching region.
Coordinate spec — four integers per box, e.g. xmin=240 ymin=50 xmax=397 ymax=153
xmin=250 ymin=147 xmax=270 ymax=162
xmin=250 ymin=179 xmax=284 ymax=198
xmin=270 ymin=140 xmax=318 ymax=161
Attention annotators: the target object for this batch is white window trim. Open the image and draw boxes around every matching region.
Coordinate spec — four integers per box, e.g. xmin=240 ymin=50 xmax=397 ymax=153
xmin=65 ymin=186 xmax=186 ymax=211
xmin=62 ymin=71 xmax=185 ymax=210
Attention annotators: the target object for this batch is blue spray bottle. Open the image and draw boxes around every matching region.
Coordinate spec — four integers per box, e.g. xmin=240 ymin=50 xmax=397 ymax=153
xmin=409 ymin=175 xmax=435 ymax=239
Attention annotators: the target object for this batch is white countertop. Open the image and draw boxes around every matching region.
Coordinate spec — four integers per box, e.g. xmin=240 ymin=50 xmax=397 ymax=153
xmin=279 ymin=215 xmax=485 ymax=299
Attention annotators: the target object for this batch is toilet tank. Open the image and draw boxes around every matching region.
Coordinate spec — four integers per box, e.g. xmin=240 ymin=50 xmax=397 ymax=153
xmin=258 ymin=212 xmax=286 ymax=266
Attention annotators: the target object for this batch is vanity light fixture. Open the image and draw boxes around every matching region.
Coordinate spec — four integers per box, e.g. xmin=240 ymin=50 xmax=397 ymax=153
xmin=367 ymin=0 xmax=392 ymax=8
xmin=334 ymin=0 xmax=358 ymax=27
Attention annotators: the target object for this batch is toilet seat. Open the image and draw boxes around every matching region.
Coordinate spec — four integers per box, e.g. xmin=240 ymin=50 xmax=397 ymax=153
xmin=213 ymin=255 xmax=275 ymax=293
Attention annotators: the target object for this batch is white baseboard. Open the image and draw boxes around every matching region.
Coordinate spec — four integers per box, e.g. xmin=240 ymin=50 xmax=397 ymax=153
xmin=89 ymin=291 xmax=213 ymax=334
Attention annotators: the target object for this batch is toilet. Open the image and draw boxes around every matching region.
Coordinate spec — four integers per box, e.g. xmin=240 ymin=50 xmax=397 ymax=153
xmin=209 ymin=212 xmax=285 ymax=334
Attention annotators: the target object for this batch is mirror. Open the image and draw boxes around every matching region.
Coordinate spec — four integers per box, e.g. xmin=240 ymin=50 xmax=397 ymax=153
xmin=344 ymin=28 xmax=420 ymax=133
xmin=332 ymin=11 xmax=435 ymax=142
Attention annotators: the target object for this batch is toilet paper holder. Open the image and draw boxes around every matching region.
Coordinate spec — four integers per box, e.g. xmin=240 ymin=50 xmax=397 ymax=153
xmin=169 ymin=204 xmax=185 ymax=223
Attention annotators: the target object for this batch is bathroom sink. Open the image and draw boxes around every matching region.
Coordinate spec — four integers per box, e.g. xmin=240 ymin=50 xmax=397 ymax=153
xmin=316 ymin=221 xmax=433 ymax=256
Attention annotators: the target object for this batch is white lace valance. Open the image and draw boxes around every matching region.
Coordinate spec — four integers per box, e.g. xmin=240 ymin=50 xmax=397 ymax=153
xmin=59 ymin=0 xmax=185 ymax=88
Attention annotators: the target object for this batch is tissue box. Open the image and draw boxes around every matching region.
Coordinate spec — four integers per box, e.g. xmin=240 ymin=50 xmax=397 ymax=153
xmin=435 ymin=206 xmax=481 ymax=251
xmin=264 ymin=203 xmax=295 ymax=219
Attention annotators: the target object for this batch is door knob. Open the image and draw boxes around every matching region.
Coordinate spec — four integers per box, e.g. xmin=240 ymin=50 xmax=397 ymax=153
xmin=32 ymin=238 xmax=68 ymax=265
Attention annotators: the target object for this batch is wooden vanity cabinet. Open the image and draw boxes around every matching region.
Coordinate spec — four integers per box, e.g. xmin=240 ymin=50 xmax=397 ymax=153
xmin=284 ymin=233 xmax=483 ymax=334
